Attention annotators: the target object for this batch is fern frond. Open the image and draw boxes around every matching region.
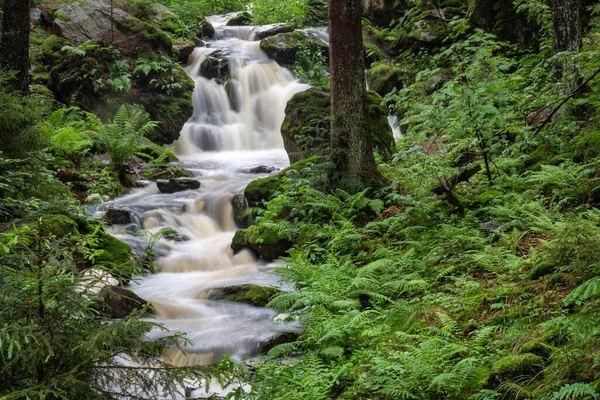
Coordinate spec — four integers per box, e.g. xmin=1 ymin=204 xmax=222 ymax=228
xmin=564 ymin=277 xmax=600 ymax=306
xmin=550 ymin=383 xmax=599 ymax=400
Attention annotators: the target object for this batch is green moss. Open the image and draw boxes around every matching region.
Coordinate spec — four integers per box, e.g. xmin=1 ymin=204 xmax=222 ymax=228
xmin=491 ymin=353 xmax=544 ymax=382
xmin=367 ymin=90 xmax=394 ymax=159
xmin=519 ymin=339 xmax=554 ymax=360
xmin=196 ymin=17 xmax=215 ymax=39
xmin=38 ymin=215 xmax=79 ymax=238
xmin=471 ymin=188 xmax=504 ymax=207
xmin=216 ymin=284 xmax=280 ymax=307
xmin=42 ymin=35 xmax=67 ymax=58
xmin=572 ymin=131 xmax=600 ymax=162
xmin=528 ymin=261 xmax=554 ymax=280
xmin=93 ymin=231 xmax=132 ymax=267
xmin=55 ymin=12 xmax=71 ymax=22
xmin=366 ymin=63 xmax=403 ymax=96
xmin=244 ymin=157 xmax=321 ymax=207
xmin=118 ymin=18 xmax=172 ymax=53
xmin=136 ymin=138 xmax=178 ymax=163
xmin=227 ymin=11 xmax=252 ymax=26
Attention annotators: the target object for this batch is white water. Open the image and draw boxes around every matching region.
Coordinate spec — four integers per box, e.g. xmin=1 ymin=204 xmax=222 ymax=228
xmin=99 ymin=20 xmax=309 ymax=375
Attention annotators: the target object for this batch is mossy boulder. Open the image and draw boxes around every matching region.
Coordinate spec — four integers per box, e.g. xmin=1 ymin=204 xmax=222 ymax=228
xmin=93 ymin=230 xmax=132 ymax=267
xmin=100 ymin=285 xmax=150 ymax=318
xmin=232 ymin=194 xmax=253 ymax=229
xmin=253 ymin=23 xmax=297 ymax=40
xmin=259 ymin=31 xmax=304 ymax=68
xmin=572 ymin=130 xmax=600 ymax=163
xmin=490 ymin=353 xmax=544 ymax=383
xmin=281 ymin=89 xmax=394 ymax=163
xmin=230 ymin=226 xmax=292 ymax=261
xmin=366 ymin=62 xmax=404 ymax=97
xmin=195 ymin=17 xmax=215 ymax=39
xmin=212 ymin=284 xmax=280 ymax=307
xmin=244 ymin=157 xmax=320 ymax=207
xmin=226 ymin=11 xmax=252 ymax=26
xmin=519 ymin=339 xmax=554 ymax=360
xmin=38 ymin=214 xmax=79 ymax=238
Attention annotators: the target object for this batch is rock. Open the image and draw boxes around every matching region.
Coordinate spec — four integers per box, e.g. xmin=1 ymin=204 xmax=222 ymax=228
xmin=211 ymin=284 xmax=280 ymax=307
xmin=252 ymin=23 xmax=297 ymax=41
xmin=38 ymin=214 xmax=79 ymax=238
xmin=175 ymin=44 xmax=196 ymax=64
xmin=40 ymin=10 xmax=55 ymax=28
xmin=230 ymin=226 xmax=291 ymax=261
xmin=30 ymin=8 xmax=42 ymax=24
xmin=52 ymin=0 xmax=132 ymax=46
xmin=259 ymin=31 xmax=304 ymax=67
xmin=366 ymin=63 xmax=404 ymax=97
xmin=519 ymin=339 xmax=554 ymax=360
xmin=480 ymin=221 xmax=504 ymax=232
xmin=200 ymin=52 xmax=230 ymax=80
xmin=136 ymin=138 xmax=179 ymax=163
xmin=259 ymin=332 xmax=300 ymax=354
xmin=244 ymin=157 xmax=320 ymax=207
xmin=490 ymin=353 xmax=544 ymax=384
xmin=139 ymin=164 xmax=194 ymax=180
xmin=226 ymin=11 xmax=252 ymax=26
xmin=157 ymin=178 xmax=201 ymax=193
xmin=93 ymin=231 xmax=132 ymax=268
xmin=101 ymin=285 xmax=149 ymax=318
xmin=85 ymin=193 xmax=103 ymax=204
xmin=103 ymin=208 xmax=132 ymax=225
xmin=195 ymin=17 xmax=215 ymax=39
xmin=241 ymin=165 xmax=278 ymax=174
xmin=281 ymin=89 xmax=394 ymax=164
xmin=232 ymin=194 xmax=253 ymax=229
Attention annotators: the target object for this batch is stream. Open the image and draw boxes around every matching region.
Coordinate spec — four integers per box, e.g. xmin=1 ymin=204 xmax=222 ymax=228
xmin=98 ymin=15 xmax=316 ymax=376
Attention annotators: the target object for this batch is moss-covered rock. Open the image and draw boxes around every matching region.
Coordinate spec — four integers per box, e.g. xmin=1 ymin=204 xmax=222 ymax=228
xmin=244 ymin=157 xmax=320 ymax=207
xmin=490 ymin=353 xmax=544 ymax=383
xmin=117 ymin=17 xmax=172 ymax=55
xmin=226 ymin=11 xmax=252 ymax=26
xmin=528 ymin=261 xmax=554 ymax=280
xmin=38 ymin=214 xmax=79 ymax=238
xmin=212 ymin=284 xmax=280 ymax=307
xmin=100 ymin=285 xmax=150 ymax=318
xmin=136 ymin=138 xmax=179 ymax=163
xmin=572 ymin=131 xmax=600 ymax=163
xmin=230 ymin=225 xmax=292 ymax=261
xmin=195 ymin=17 xmax=215 ymax=39
xmin=253 ymin=23 xmax=297 ymax=40
xmin=232 ymin=194 xmax=253 ymax=229
xmin=259 ymin=31 xmax=304 ymax=68
xmin=93 ymin=230 xmax=132 ymax=267
xmin=366 ymin=62 xmax=404 ymax=97
xmin=281 ymin=89 xmax=394 ymax=163
xmin=519 ymin=339 xmax=554 ymax=360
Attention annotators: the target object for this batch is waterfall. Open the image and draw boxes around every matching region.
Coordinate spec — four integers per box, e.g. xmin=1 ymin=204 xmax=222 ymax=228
xmin=100 ymin=16 xmax=309 ymax=379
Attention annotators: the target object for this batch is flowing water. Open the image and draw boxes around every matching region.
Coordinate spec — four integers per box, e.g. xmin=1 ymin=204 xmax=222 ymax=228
xmin=99 ymin=16 xmax=312 ymax=371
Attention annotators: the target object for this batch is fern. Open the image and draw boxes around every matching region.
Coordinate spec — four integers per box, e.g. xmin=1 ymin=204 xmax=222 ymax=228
xmin=551 ymin=383 xmax=599 ymax=400
xmin=564 ymin=277 xmax=600 ymax=306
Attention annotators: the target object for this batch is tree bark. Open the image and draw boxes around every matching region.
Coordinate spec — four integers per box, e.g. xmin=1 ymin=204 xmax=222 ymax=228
xmin=328 ymin=0 xmax=377 ymax=186
xmin=550 ymin=0 xmax=582 ymax=93
xmin=0 ymin=0 xmax=31 ymax=93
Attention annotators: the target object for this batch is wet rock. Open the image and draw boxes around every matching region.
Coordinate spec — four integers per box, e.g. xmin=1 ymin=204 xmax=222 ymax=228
xmin=103 ymin=208 xmax=132 ymax=226
xmin=253 ymin=23 xmax=297 ymax=41
xmin=200 ymin=53 xmax=230 ymax=80
xmin=212 ymin=284 xmax=280 ymax=307
xmin=241 ymin=165 xmax=278 ymax=174
xmin=195 ymin=17 xmax=215 ymax=39
xmin=259 ymin=332 xmax=300 ymax=354
xmin=139 ymin=164 xmax=194 ymax=181
xmin=30 ymin=8 xmax=42 ymax=24
xmin=230 ymin=227 xmax=291 ymax=261
xmin=101 ymin=285 xmax=150 ymax=318
xmin=226 ymin=11 xmax=252 ymax=26
xmin=175 ymin=44 xmax=197 ymax=64
xmin=259 ymin=31 xmax=304 ymax=68
xmin=157 ymin=178 xmax=201 ymax=193
xmin=231 ymin=194 xmax=253 ymax=229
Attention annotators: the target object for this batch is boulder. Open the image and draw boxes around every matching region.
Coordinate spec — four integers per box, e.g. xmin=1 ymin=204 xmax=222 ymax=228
xmin=241 ymin=165 xmax=278 ymax=174
xmin=259 ymin=332 xmax=300 ymax=354
xmin=101 ymin=285 xmax=149 ymax=318
xmin=103 ymin=208 xmax=132 ymax=225
xmin=30 ymin=8 xmax=42 ymax=24
xmin=226 ymin=11 xmax=252 ymax=26
xmin=157 ymin=178 xmax=201 ymax=193
xmin=490 ymin=353 xmax=544 ymax=384
xmin=366 ymin=63 xmax=404 ymax=97
xmin=259 ymin=31 xmax=304 ymax=67
xmin=281 ymin=89 xmax=394 ymax=164
xmin=211 ymin=284 xmax=280 ymax=307
xmin=38 ymin=214 xmax=79 ymax=238
xmin=200 ymin=52 xmax=230 ymax=80
xmin=230 ymin=227 xmax=291 ymax=261
xmin=175 ymin=44 xmax=196 ymax=64
xmin=195 ymin=17 xmax=215 ymax=39
xmin=231 ymin=194 xmax=253 ymax=229
xmin=252 ymin=23 xmax=297 ymax=41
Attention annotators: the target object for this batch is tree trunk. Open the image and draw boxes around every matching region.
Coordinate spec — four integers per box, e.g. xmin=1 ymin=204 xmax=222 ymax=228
xmin=328 ymin=0 xmax=377 ymax=187
xmin=550 ymin=0 xmax=582 ymax=93
xmin=0 ymin=0 xmax=31 ymax=93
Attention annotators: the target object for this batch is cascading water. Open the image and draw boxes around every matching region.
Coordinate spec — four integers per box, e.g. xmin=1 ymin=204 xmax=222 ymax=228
xmin=99 ymin=14 xmax=311 ymax=373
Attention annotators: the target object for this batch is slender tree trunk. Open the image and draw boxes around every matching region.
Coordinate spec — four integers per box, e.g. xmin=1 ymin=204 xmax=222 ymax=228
xmin=328 ymin=0 xmax=377 ymax=186
xmin=0 ymin=0 xmax=31 ymax=93
xmin=550 ymin=0 xmax=582 ymax=93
